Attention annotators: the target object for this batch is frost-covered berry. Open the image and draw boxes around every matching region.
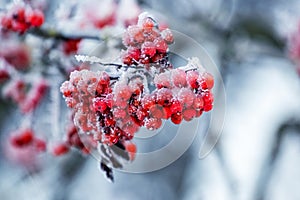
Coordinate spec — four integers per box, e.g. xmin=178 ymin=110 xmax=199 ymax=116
xmin=27 ymin=10 xmax=44 ymax=27
xmin=154 ymin=71 xmax=171 ymax=88
xmin=170 ymin=99 xmax=183 ymax=114
xmin=161 ymin=28 xmax=174 ymax=44
xmin=141 ymin=41 xmax=156 ymax=57
xmin=156 ymin=88 xmax=173 ymax=106
xmin=154 ymin=38 xmax=168 ymax=53
xmin=171 ymin=113 xmax=183 ymax=124
xmin=178 ymin=88 xmax=195 ymax=108
xmin=183 ymin=108 xmax=196 ymax=121
xmin=51 ymin=142 xmax=70 ymax=156
xmin=171 ymin=68 xmax=187 ymax=87
xmin=186 ymin=70 xmax=199 ymax=89
xmin=93 ymin=97 xmax=107 ymax=112
xmin=145 ymin=117 xmax=162 ymax=130
xmin=200 ymin=72 xmax=214 ymax=90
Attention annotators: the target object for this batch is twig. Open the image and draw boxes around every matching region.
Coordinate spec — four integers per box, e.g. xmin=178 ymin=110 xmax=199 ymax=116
xmin=27 ymin=27 xmax=102 ymax=41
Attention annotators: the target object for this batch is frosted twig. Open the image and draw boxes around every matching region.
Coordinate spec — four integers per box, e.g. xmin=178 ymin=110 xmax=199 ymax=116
xmin=75 ymin=55 xmax=123 ymax=68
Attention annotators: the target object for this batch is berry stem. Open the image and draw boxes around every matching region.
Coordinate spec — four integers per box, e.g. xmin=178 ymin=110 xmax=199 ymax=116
xmin=27 ymin=27 xmax=102 ymax=41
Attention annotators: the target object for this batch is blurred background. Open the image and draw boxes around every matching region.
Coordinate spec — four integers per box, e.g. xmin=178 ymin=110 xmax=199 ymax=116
xmin=0 ymin=0 xmax=300 ymax=200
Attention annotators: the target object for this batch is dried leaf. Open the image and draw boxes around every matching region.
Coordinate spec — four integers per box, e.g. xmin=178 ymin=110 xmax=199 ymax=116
xmin=99 ymin=161 xmax=114 ymax=182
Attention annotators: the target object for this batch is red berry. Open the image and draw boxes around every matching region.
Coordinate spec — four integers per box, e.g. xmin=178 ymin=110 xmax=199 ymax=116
xmin=183 ymin=108 xmax=196 ymax=121
xmin=202 ymin=92 xmax=214 ymax=104
xmin=113 ymin=108 xmax=127 ymax=119
xmin=136 ymin=107 xmax=148 ymax=121
xmin=127 ymin=47 xmax=141 ymax=61
xmin=170 ymin=99 xmax=183 ymax=113
xmin=124 ymin=142 xmax=137 ymax=161
xmin=52 ymin=143 xmax=70 ymax=156
xmin=172 ymin=68 xmax=187 ymax=87
xmin=203 ymin=103 xmax=213 ymax=111
xmin=0 ymin=68 xmax=10 ymax=83
xmin=1 ymin=16 xmax=12 ymax=29
xmin=11 ymin=21 xmax=28 ymax=33
xmin=141 ymin=93 xmax=156 ymax=110
xmin=108 ymin=135 xmax=119 ymax=145
xmin=113 ymin=99 xmax=128 ymax=108
xmin=154 ymin=71 xmax=171 ymax=89
xmin=122 ymin=53 xmax=133 ymax=65
xmin=171 ymin=113 xmax=182 ymax=124
xmin=93 ymin=97 xmax=107 ymax=112
xmin=154 ymin=38 xmax=168 ymax=53
xmin=193 ymin=95 xmax=204 ymax=109
xmin=196 ymin=109 xmax=203 ymax=117
xmin=11 ymin=129 xmax=34 ymax=147
xmin=200 ymin=72 xmax=214 ymax=90
xmin=156 ymin=88 xmax=173 ymax=106
xmin=161 ymin=28 xmax=174 ymax=44
xmin=93 ymin=12 xmax=115 ymax=29
xmin=178 ymin=88 xmax=195 ymax=108
xmin=99 ymin=71 xmax=110 ymax=85
xmin=141 ymin=42 xmax=156 ymax=57
xmin=149 ymin=104 xmax=165 ymax=119
xmin=145 ymin=117 xmax=162 ymax=130
xmin=63 ymin=39 xmax=81 ymax=55
xmin=151 ymin=53 xmax=164 ymax=62
xmin=123 ymin=123 xmax=139 ymax=136
xmin=186 ymin=70 xmax=199 ymax=89
xmin=114 ymin=84 xmax=132 ymax=100
xmin=128 ymin=78 xmax=143 ymax=95
xmin=202 ymin=92 xmax=214 ymax=111
xmin=163 ymin=106 xmax=172 ymax=119
xmin=142 ymin=17 xmax=155 ymax=29
xmin=27 ymin=10 xmax=44 ymax=27
xmin=34 ymin=138 xmax=47 ymax=152
xmin=127 ymin=25 xmax=144 ymax=44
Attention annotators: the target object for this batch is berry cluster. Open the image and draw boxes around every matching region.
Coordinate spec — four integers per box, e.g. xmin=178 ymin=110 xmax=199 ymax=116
xmin=0 ymin=4 xmax=44 ymax=34
xmin=61 ymin=61 xmax=214 ymax=146
xmin=121 ymin=14 xmax=174 ymax=67
xmin=83 ymin=0 xmax=141 ymax=29
xmin=62 ymin=39 xmax=82 ymax=55
xmin=60 ymin=13 xmax=214 ymax=171
xmin=5 ymin=128 xmax=47 ymax=169
xmin=3 ymin=78 xmax=48 ymax=113
xmin=60 ymin=70 xmax=142 ymax=145
xmin=111 ymin=59 xmax=214 ymax=131
xmin=9 ymin=128 xmax=46 ymax=151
